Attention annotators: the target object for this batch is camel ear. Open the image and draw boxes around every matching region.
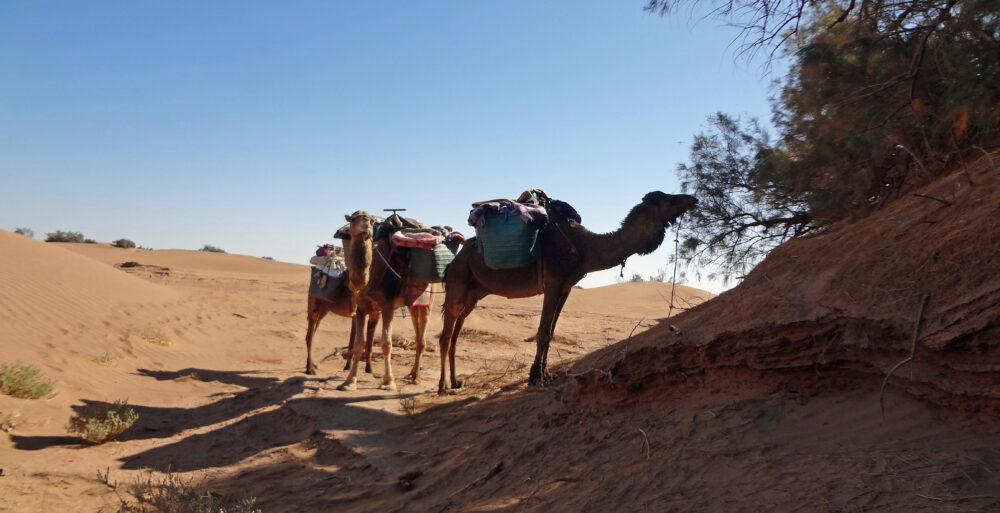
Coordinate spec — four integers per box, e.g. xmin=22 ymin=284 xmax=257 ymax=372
xmin=345 ymin=214 xmax=353 ymax=222
xmin=642 ymin=191 xmax=664 ymax=204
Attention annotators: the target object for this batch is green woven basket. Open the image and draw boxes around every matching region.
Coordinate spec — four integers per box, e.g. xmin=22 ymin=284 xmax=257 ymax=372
xmin=476 ymin=213 xmax=539 ymax=269
xmin=410 ymin=243 xmax=456 ymax=282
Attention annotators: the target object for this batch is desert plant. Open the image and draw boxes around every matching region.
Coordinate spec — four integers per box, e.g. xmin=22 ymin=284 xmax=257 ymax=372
xmin=112 ymin=239 xmax=136 ymax=249
xmin=45 ymin=230 xmax=86 ymax=243
xmin=95 ymin=351 xmax=115 ymax=365
xmin=136 ymin=328 xmax=170 ymax=346
xmin=97 ymin=470 xmax=262 ymax=513
xmin=260 ymin=256 xmax=274 ymax=260
xmin=13 ymin=227 xmax=34 ymax=238
xmin=199 ymin=244 xmax=226 ymax=253
xmin=66 ymin=400 xmax=138 ymax=444
xmin=0 ymin=361 xmax=55 ymax=399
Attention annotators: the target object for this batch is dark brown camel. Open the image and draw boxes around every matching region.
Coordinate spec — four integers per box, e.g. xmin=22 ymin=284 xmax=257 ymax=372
xmin=437 ymin=191 xmax=698 ymax=393
xmin=338 ymin=219 xmax=433 ymax=391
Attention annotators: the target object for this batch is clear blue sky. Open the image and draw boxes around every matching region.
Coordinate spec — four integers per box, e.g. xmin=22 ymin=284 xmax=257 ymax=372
xmin=1 ymin=1 xmax=776 ymax=293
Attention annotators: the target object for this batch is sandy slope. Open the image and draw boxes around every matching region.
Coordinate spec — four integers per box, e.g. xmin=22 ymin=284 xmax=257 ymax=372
xmin=0 ymin=232 xmax=710 ymax=512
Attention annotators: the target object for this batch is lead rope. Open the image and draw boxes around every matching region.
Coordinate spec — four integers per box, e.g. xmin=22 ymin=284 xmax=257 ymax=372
xmin=667 ymin=220 xmax=681 ymax=320
xmin=374 ymin=243 xmax=403 ymax=279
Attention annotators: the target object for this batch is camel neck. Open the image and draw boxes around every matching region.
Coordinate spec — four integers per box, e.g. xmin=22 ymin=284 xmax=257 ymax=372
xmin=570 ymin=203 xmax=668 ymax=274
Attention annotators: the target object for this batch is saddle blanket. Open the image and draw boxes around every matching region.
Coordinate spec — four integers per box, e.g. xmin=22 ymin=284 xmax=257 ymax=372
xmin=405 ymin=280 xmax=432 ymax=307
xmin=391 ymin=231 xmax=445 ymax=250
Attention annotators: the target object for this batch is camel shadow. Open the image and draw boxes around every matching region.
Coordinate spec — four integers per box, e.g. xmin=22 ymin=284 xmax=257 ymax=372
xmin=118 ymin=393 xmax=400 ymax=472
xmin=8 ymin=368 xmax=317 ymax=450
xmin=8 ymin=435 xmax=87 ymax=450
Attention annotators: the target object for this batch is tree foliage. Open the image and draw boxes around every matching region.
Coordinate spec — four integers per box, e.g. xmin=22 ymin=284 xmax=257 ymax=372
xmin=45 ymin=230 xmax=86 ymax=243
xmin=663 ymin=0 xmax=1000 ymax=278
xmin=678 ymin=113 xmax=813 ymax=279
xmin=112 ymin=238 xmax=137 ymax=248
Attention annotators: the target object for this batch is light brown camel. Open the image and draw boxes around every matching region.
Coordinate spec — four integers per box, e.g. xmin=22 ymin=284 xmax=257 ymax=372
xmin=337 ymin=218 xmax=434 ymax=391
xmin=304 ymin=290 xmax=378 ymax=375
xmin=437 ymin=191 xmax=698 ymax=393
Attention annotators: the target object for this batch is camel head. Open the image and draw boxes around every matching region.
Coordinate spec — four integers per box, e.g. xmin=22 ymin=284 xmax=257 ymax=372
xmin=344 ymin=211 xmax=374 ymax=242
xmin=344 ymin=211 xmax=375 ymax=294
xmin=641 ymin=191 xmax=698 ymax=227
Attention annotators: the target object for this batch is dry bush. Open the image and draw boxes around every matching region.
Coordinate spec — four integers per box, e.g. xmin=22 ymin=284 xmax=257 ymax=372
xmin=136 ymin=328 xmax=171 ymax=346
xmin=0 ymin=361 xmax=55 ymax=399
xmin=67 ymin=400 xmax=138 ymax=444
xmin=460 ymin=328 xmax=519 ymax=347
xmin=98 ymin=470 xmax=261 ymax=513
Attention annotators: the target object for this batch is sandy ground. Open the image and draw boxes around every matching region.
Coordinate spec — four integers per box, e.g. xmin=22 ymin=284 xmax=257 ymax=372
xmin=0 ymin=231 xmax=712 ymax=512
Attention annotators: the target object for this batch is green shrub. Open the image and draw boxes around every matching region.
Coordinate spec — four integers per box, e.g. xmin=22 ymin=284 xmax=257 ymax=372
xmin=67 ymin=400 xmax=138 ymax=444
xmin=199 ymin=245 xmax=226 ymax=253
xmin=260 ymin=256 xmax=274 ymax=260
xmin=14 ymin=227 xmax=34 ymax=238
xmin=45 ymin=230 xmax=86 ymax=243
xmin=0 ymin=361 xmax=55 ymax=399
xmin=112 ymin=239 xmax=136 ymax=249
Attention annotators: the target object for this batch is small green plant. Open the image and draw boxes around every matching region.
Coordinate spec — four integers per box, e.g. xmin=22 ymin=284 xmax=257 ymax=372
xmin=112 ymin=239 xmax=136 ymax=248
xmin=97 ymin=469 xmax=262 ymax=513
xmin=260 ymin=256 xmax=274 ymax=260
xmin=66 ymin=400 xmax=138 ymax=444
xmin=0 ymin=361 xmax=55 ymax=399
xmin=45 ymin=230 xmax=86 ymax=243
xmin=199 ymin=244 xmax=226 ymax=253
xmin=95 ymin=351 xmax=115 ymax=365
xmin=14 ymin=227 xmax=34 ymax=238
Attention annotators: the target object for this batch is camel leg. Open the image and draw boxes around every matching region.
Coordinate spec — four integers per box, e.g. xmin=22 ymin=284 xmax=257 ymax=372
xmin=405 ymin=305 xmax=429 ymax=384
xmin=338 ymin=308 xmax=367 ymax=391
xmin=540 ymin=290 xmax=571 ymax=381
xmin=438 ymin=298 xmax=464 ymax=394
xmin=378 ymin=306 xmax=397 ymax=391
xmin=364 ymin=316 xmax=377 ymax=374
xmin=343 ymin=318 xmax=357 ymax=371
xmin=305 ymin=296 xmax=328 ymax=375
xmin=530 ymin=288 xmax=567 ymax=386
xmin=448 ymin=312 xmax=471 ymax=390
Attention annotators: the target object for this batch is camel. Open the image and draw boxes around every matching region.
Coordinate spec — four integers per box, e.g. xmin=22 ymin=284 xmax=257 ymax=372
xmin=337 ymin=215 xmax=434 ymax=392
xmin=304 ymin=289 xmax=379 ymax=375
xmin=437 ymin=191 xmax=698 ymax=393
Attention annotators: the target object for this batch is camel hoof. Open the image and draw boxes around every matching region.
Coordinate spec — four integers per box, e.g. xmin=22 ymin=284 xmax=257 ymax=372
xmin=305 ymin=366 xmax=317 ymax=375
xmin=337 ymin=380 xmax=358 ymax=391
xmin=404 ymin=373 xmax=420 ymax=384
xmin=365 ymin=363 xmax=373 ymax=374
xmin=379 ymin=381 xmax=397 ymax=391
xmin=452 ymin=380 xmax=464 ymax=390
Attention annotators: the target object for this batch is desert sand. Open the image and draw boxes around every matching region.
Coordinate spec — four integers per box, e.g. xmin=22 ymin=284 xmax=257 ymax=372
xmin=0 ymin=229 xmax=711 ymax=512
xmin=2 ymin=153 xmax=1000 ymax=513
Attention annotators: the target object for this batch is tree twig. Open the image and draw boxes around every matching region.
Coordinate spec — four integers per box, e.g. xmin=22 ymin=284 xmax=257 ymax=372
xmin=880 ymin=293 xmax=930 ymax=420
